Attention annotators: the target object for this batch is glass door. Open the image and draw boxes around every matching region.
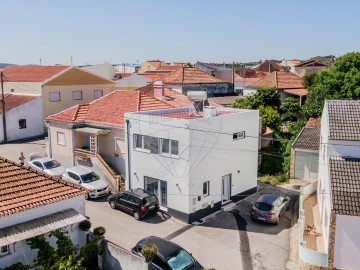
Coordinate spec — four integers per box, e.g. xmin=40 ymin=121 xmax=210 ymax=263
xmin=144 ymin=177 xmax=168 ymax=209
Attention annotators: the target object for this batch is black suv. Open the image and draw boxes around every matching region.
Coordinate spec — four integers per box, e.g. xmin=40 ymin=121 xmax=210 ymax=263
xmin=108 ymin=188 xmax=160 ymax=220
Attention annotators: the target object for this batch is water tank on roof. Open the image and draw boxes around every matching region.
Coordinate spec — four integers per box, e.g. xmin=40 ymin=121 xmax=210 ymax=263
xmin=187 ymin=91 xmax=207 ymax=101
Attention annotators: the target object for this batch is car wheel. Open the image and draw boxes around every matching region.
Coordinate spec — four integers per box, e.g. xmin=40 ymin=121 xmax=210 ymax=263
xmin=109 ymin=201 xmax=116 ymax=209
xmin=133 ymin=211 xmax=140 ymax=220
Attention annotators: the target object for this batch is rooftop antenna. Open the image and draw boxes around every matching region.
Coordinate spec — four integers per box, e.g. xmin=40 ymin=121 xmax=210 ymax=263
xmin=71 ymin=56 xmax=73 ymax=66
xmin=39 ymin=58 xmax=42 ymax=66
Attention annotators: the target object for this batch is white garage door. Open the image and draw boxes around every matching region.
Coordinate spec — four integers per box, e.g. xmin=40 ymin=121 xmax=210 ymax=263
xmin=294 ymin=151 xmax=319 ymax=180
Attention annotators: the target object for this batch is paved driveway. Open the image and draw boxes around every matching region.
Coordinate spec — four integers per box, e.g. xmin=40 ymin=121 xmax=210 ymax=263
xmin=86 ymin=184 xmax=299 ymax=270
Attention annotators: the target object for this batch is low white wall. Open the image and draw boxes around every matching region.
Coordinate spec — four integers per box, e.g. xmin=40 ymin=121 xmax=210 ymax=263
xmin=102 ymin=240 xmax=148 ymax=270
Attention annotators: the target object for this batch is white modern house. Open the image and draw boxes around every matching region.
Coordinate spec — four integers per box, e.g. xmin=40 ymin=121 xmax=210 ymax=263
xmin=125 ymin=103 xmax=259 ymax=223
xmin=0 ymin=94 xmax=43 ymax=143
xmin=0 ymin=157 xmax=87 ymax=268
xmin=317 ymin=100 xmax=360 ymax=269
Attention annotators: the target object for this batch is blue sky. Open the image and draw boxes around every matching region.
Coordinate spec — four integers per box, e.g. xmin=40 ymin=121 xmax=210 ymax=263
xmin=1 ymin=0 xmax=359 ymax=65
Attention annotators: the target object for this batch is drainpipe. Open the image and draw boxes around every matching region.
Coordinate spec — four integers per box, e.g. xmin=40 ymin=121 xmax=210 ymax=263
xmin=44 ymin=120 xmax=52 ymax=158
xmin=126 ymin=119 xmax=131 ymax=190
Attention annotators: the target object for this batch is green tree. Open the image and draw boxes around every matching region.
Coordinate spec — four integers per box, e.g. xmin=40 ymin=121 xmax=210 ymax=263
xmin=303 ymin=52 xmax=360 ymax=117
xmin=302 ymin=72 xmax=318 ymax=89
xmin=258 ymin=105 xmax=281 ymax=132
xmin=280 ymin=97 xmax=300 ymax=121
xmin=233 ymin=88 xmax=280 ymax=110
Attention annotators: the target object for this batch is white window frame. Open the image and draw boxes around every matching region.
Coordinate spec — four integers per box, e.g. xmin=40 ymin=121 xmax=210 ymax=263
xmin=94 ymin=89 xmax=103 ymax=99
xmin=160 ymin=138 xmax=179 ymax=156
xmin=203 ymin=181 xmax=210 ymax=197
xmin=114 ymin=137 xmax=124 ymax=153
xmin=57 ymin=131 xmax=66 ymax=146
xmin=49 ymin=92 xmax=60 ymax=102
xmin=133 ymin=134 xmax=160 ymax=154
xmin=72 ymin=90 xmax=82 ymax=100
xmin=0 ymin=245 xmax=10 ymax=256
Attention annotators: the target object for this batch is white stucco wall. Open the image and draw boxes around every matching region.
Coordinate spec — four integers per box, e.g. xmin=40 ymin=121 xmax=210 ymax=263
xmin=115 ymin=74 xmax=150 ymax=89
xmin=333 ymin=214 xmax=360 ymax=269
xmin=81 ymin=63 xmax=116 ymax=80
xmin=3 ymin=82 xmax=42 ymax=95
xmin=125 ymin=108 xmax=259 ymax=216
xmin=0 ymin=96 xmax=43 ymax=143
xmin=243 ymin=88 xmax=257 ymax=96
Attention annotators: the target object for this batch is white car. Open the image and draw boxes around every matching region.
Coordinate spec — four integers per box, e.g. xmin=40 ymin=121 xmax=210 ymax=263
xmin=62 ymin=166 xmax=109 ymax=199
xmin=27 ymin=157 xmax=66 ymax=178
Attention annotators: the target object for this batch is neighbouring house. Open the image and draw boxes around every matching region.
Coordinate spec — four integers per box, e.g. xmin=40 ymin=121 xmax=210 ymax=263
xmin=291 ymin=117 xmax=321 ymax=180
xmin=292 ymin=60 xmax=327 ymax=77
xmin=138 ymin=60 xmax=182 ymax=73
xmin=45 ymin=90 xmax=173 ymax=191
xmin=2 ymin=65 xmax=116 ymax=124
xmin=250 ymin=60 xmax=281 ymax=74
xmin=0 ymin=94 xmax=43 ymax=143
xmin=114 ymin=63 xmax=139 ymax=74
xmin=0 ymin=157 xmax=88 ymax=268
xmin=160 ymin=67 xmax=233 ymax=95
xmin=81 ymin=63 xmax=117 ymax=80
xmin=278 ymin=59 xmax=302 ymax=68
xmin=115 ymin=73 xmax=152 ymax=90
xmin=244 ymin=71 xmax=307 ymax=104
xmin=317 ymin=100 xmax=360 ymax=269
xmin=234 ymin=73 xmax=262 ymax=95
xmin=195 ymin=62 xmax=234 ymax=82
xmin=124 ymin=106 xmax=259 ymax=223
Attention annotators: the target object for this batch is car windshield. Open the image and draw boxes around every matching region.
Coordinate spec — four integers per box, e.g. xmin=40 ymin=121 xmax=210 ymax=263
xmin=43 ymin=160 xmax=61 ymax=169
xmin=255 ymin=202 xmax=274 ymax=211
xmin=80 ymin=172 xmax=100 ymax=183
xmin=144 ymin=195 xmax=158 ymax=206
xmin=166 ymin=249 xmax=194 ymax=270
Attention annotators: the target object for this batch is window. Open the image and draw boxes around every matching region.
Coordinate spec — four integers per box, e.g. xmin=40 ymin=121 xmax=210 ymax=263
xmin=72 ymin=90 xmax=82 ymax=100
xmin=160 ymin=138 xmax=179 ymax=156
xmin=233 ymin=131 xmax=246 ymax=140
xmin=19 ymin=119 xmax=26 ymax=129
xmin=49 ymin=92 xmax=60 ymax=102
xmin=33 ymin=161 xmax=44 ymax=169
xmin=94 ymin=90 xmax=103 ymax=99
xmin=57 ymin=131 xmax=66 ymax=145
xmin=203 ymin=181 xmax=210 ymax=196
xmin=115 ymin=137 xmax=124 ymax=153
xmin=134 ymin=134 xmax=159 ymax=154
xmin=0 ymin=245 xmax=10 ymax=256
xmin=68 ymin=171 xmax=80 ymax=181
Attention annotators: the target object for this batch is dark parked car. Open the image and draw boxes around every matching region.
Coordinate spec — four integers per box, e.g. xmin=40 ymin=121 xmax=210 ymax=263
xmin=108 ymin=188 xmax=159 ymax=220
xmin=251 ymin=193 xmax=290 ymax=224
xmin=132 ymin=236 xmax=203 ymax=270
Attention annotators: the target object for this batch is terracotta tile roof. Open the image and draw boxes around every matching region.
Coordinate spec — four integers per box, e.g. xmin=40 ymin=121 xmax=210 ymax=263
xmin=305 ymin=117 xmax=321 ymax=128
xmin=329 ymin=157 xmax=360 ymax=216
xmin=234 ymin=74 xmax=261 ymax=83
xmin=160 ymin=67 xmax=227 ymax=84
xmin=2 ymin=65 xmax=69 ymax=82
xmin=47 ymin=90 xmax=173 ymax=127
xmin=0 ymin=157 xmax=87 ymax=217
xmin=138 ymin=73 xmax=164 ymax=81
xmin=0 ymin=94 xmax=37 ymax=114
xmin=245 ymin=71 xmax=305 ymax=90
xmin=287 ymin=60 xmax=302 ymax=65
xmin=327 ymin=100 xmax=360 ymax=141
xmin=251 ymin=60 xmax=281 ymax=73
xmin=295 ymin=60 xmax=327 ymax=67
xmin=283 ymin=88 xmax=308 ymax=96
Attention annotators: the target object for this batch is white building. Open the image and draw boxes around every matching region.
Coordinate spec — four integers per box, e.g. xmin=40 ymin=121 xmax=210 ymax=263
xmin=0 ymin=157 xmax=87 ymax=268
xmin=317 ymin=100 xmax=360 ymax=269
xmin=125 ymin=106 xmax=259 ymax=223
xmin=0 ymin=94 xmax=43 ymax=143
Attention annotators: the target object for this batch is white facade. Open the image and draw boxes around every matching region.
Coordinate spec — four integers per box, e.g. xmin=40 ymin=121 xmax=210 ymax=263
xmin=125 ymin=107 xmax=259 ymax=223
xmin=0 ymin=96 xmax=43 ymax=143
xmin=0 ymin=196 xmax=86 ymax=268
xmin=81 ymin=63 xmax=116 ymax=80
xmin=115 ymin=74 xmax=151 ymax=89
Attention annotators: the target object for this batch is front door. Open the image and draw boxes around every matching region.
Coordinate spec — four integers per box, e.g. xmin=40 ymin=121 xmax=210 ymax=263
xmin=222 ymin=174 xmax=231 ymax=203
xmin=144 ymin=177 xmax=168 ymax=211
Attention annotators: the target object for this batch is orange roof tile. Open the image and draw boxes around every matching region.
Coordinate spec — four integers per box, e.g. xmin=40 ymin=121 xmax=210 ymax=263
xmin=0 ymin=94 xmax=37 ymax=114
xmin=0 ymin=157 xmax=87 ymax=217
xmin=47 ymin=90 xmax=173 ymax=127
xmin=283 ymin=88 xmax=308 ymax=96
xmin=2 ymin=65 xmax=69 ymax=82
xmin=245 ymin=71 xmax=305 ymax=90
xmin=138 ymin=73 xmax=164 ymax=81
xmin=234 ymin=74 xmax=261 ymax=83
xmin=160 ymin=67 xmax=226 ymax=84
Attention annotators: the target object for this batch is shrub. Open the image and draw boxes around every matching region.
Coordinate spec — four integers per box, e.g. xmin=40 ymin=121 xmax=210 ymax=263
xmin=141 ymin=244 xmax=157 ymax=262
xmin=93 ymin=226 xmax=106 ymax=236
xmin=79 ymin=220 xmax=91 ymax=231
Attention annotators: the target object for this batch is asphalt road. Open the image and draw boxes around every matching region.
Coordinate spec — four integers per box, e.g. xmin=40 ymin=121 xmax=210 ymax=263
xmin=0 ymin=138 xmax=299 ymax=270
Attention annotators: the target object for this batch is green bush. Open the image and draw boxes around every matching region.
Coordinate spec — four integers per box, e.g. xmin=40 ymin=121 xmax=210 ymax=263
xmin=79 ymin=220 xmax=91 ymax=231
xmin=141 ymin=244 xmax=157 ymax=262
xmin=93 ymin=226 xmax=106 ymax=236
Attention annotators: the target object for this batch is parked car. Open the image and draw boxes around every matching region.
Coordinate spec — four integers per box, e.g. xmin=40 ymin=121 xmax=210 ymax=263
xmin=108 ymin=188 xmax=159 ymax=220
xmin=27 ymin=157 xmax=65 ymax=178
xmin=251 ymin=193 xmax=290 ymax=224
xmin=62 ymin=166 xmax=109 ymax=199
xmin=132 ymin=236 xmax=203 ymax=270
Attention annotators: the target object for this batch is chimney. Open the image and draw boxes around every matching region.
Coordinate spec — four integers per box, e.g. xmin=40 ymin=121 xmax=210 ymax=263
xmin=153 ymin=80 xmax=164 ymax=99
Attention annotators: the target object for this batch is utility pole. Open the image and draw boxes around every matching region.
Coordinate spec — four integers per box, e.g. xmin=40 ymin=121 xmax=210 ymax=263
xmin=1 ymin=72 xmax=7 ymax=143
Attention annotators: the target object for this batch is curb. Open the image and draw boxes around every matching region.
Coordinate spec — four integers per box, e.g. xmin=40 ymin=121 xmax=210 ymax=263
xmin=286 ymin=197 xmax=300 ymax=270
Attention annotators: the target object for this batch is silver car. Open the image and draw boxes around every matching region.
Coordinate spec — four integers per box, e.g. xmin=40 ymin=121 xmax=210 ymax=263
xmin=27 ymin=157 xmax=66 ymax=178
xmin=62 ymin=166 xmax=109 ymax=199
xmin=251 ymin=193 xmax=290 ymax=224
